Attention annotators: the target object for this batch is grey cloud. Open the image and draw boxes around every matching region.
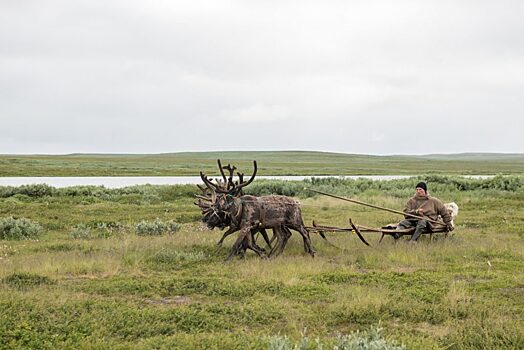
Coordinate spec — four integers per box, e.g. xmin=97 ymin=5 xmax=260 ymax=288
xmin=1 ymin=1 xmax=523 ymax=154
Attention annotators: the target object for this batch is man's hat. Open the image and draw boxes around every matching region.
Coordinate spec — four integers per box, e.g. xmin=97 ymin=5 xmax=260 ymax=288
xmin=416 ymin=181 xmax=427 ymax=192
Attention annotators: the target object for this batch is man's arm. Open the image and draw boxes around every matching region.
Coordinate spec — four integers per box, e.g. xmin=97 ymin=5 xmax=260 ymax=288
xmin=403 ymin=198 xmax=417 ymax=219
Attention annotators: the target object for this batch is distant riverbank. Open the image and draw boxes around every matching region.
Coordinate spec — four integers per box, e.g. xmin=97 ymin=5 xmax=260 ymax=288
xmin=2 ymin=152 xmax=522 ymax=177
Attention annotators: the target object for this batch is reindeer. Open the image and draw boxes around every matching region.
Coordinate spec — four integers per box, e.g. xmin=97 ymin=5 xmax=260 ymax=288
xmin=195 ymin=160 xmax=273 ymax=257
xmin=199 ymin=160 xmax=315 ymax=260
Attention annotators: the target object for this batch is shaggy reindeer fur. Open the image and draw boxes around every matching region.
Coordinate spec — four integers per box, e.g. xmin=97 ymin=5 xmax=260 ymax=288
xmin=197 ymin=160 xmax=314 ymax=260
xmin=215 ymin=194 xmax=315 ymax=260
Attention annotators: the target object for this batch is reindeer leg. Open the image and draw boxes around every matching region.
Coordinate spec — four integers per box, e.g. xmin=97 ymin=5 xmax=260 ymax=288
xmin=260 ymin=228 xmax=272 ymax=250
xmin=304 ymin=227 xmax=315 ymax=257
xmin=269 ymin=231 xmax=277 ymax=245
xmin=217 ymin=226 xmax=238 ymax=247
xmin=272 ymin=226 xmax=291 ymax=258
xmin=296 ymin=225 xmax=315 ymax=257
xmin=227 ymin=227 xmax=251 ymax=261
xmin=299 ymin=227 xmax=310 ymax=253
xmin=280 ymin=227 xmax=293 ymax=255
xmin=247 ymin=228 xmax=267 ymax=258
xmin=269 ymin=226 xmax=285 ymax=258
xmin=287 ymin=223 xmax=314 ymax=257
xmin=251 ymin=230 xmax=265 ymax=253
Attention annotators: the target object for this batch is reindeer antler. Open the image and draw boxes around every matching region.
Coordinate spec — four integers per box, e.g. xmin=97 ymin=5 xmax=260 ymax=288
xmin=228 ymin=160 xmax=257 ymax=195
xmin=200 ymin=171 xmax=227 ymax=193
xmin=200 ymin=160 xmax=257 ymax=195
xmin=217 ymin=159 xmax=238 ymax=191
xmin=217 ymin=159 xmax=227 ymax=184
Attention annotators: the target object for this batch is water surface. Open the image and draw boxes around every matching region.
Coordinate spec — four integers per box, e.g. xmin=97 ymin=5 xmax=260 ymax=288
xmin=0 ymin=175 xmax=495 ymax=188
xmin=0 ymin=176 xmax=409 ymax=188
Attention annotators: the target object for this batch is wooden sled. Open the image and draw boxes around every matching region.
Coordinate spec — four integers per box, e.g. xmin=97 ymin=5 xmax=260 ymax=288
xmin=356 ymin=222 xmax=450 ymax=243
xmin=307 ymin=219 xmax=450 ymax=245
xmin=306 ymin=218 xmax=371 ymax=246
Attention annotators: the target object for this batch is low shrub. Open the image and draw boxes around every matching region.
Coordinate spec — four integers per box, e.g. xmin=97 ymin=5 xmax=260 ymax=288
xmin=0 ymin=217 xmax=43 ymax=240
xmin=0 ymin=184 xmax=55 ymax=198
xmin=267 ymin=325 xmax=405 ymax=350
xmin=18 ymin=184 xmax=55 ymax=197
xmin=333 ymin=325 xmax=405 ymax=350
xmin=70 ymin=224 xmax=94 ymax=240
xmin=0 ymin=186 xmax=16 ymax=198
xmin=157 ymin=184 xmax=198 ymax=201
xmin=70 ymin=221 xmax=126 ymax=239
xmin=0 ymin=175 xmax=521 ymax=202
xmin=90 ymin=221 xmax=126 ymax=238
xmin=60 ymin=185 xmax=110 ymax=198
xmin=135 ymin=219 xmax=181 ymax=236
xmin=2 ymin=272 xmax=54 ymax=290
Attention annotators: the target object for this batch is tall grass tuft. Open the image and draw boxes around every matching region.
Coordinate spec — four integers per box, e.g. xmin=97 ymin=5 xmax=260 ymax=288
xmin=2 ymin=272 xmax=54 ymax=290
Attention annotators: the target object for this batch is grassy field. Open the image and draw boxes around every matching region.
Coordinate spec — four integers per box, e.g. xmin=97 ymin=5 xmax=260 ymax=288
xmin=1 ymin=151 xmax=524 ymax=176
xmin=1 ymin=176 xmax=523 ymax=349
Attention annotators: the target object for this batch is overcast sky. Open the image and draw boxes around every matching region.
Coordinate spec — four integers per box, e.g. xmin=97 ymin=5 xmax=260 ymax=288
xmin=1 ymin=1 xmax=523 ymax=155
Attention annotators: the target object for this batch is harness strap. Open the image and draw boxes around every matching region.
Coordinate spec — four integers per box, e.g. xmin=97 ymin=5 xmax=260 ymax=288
xmin=231 ymin=197 xmax=243 ymax=223
xmin=235 ymin=199 xmax=242 ymax=220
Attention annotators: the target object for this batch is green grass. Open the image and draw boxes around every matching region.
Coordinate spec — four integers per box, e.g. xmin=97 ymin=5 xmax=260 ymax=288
xmin=0 ymin=177 xmax=523 ymax=349
xmin=1 ymin=151 xmax=523 ymax=176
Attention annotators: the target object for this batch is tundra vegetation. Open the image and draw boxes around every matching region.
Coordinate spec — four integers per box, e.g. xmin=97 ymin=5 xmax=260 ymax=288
xmin=0 ymin=175 xmax=523 ymax=349
xmin=1 ymin=151 xmax=523 ymax=176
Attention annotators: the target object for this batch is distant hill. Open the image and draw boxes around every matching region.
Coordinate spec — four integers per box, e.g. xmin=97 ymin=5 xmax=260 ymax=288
xmin=1 ymin=151 xmax=523 ymax=176
xmin=408 ymin=153 xmax=524 ymax=161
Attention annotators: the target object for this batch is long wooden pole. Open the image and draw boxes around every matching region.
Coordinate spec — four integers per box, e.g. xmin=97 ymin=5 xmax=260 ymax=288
xmin=305 ymin=188 xmax=444 ymax=226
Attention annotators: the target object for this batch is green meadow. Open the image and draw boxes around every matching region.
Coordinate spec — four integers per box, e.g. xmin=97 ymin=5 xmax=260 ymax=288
xmin=1 ymin=152 xmax=523 ymax=349
xmin=1 ymin=174 xmax=523 ymax=349
xmin=1 ymin=151 xmax=523 ymax=176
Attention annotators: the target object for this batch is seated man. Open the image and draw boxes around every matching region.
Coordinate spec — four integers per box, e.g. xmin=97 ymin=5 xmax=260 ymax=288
xmin=396 ymin=181 xmax=454 ymax=242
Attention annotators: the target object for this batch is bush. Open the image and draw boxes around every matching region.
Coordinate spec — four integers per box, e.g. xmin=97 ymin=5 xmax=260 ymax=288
xmin=157 ymin=185 xmax=199 ymax=201
xmin=0 ymin=184 xmax=54 ymax=198
xmin=246 ymin=180 xmax=304 ymax=197
xmin=333 ymin=325 xmax=405 ymax=350
xmin=0 ymin=186 xmax=16 ymax=198
xmin=18 ymin=184 xmax=54 ymax=197
xmin=60 ymin=185 xmax=110 ymax=198
xmin=135 ymin=219 xmax=181 ymax=236
xmin=0 ymin=175 xmax=521 ymax=202
xmin=0 ymin=217 xmax=43 ymax=240
xmin=90 ymin=221 xmax=126 ymax=237
xmin=70 ymin=222 xmax=126 ymax=239
xmin=70 ymin=224 xmax=93 ymax=240
xmin=484 ymin=174 xmax=523 ymax=191
xmin=267 ymin=325 xmax=405 ymax=350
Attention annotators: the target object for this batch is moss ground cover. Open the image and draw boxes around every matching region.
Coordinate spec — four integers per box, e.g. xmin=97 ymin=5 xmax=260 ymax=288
xmin=0 ymin=176 xmax=523 ymax=349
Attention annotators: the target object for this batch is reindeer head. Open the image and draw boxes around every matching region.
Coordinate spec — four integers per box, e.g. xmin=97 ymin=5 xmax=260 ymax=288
xmin=202 ymin=205 xmax=230 ymax=229
xmin=195 ymin=159 xmax=257 ymax=229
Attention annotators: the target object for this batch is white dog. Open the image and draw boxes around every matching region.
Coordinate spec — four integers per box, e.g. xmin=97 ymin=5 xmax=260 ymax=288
xmin=443 ymin=202 xmax=459 ymax=228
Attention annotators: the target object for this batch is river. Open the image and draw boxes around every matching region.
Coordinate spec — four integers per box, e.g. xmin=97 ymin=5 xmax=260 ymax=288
xmin=0 ymin=175 xmax=495 ymax=189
